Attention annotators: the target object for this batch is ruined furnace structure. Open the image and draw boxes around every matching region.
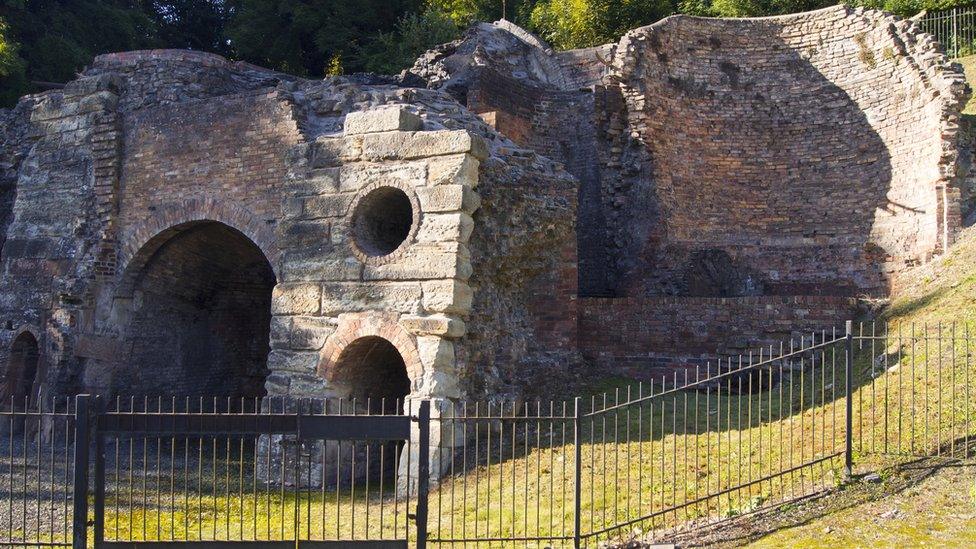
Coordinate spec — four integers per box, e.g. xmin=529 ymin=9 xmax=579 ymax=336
xmin=0 ymin=6 xmax=971 ymax=417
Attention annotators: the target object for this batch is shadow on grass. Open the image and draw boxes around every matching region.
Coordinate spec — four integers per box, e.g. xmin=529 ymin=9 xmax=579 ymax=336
xmin=669 ymin=455 xmax=970 ymax=548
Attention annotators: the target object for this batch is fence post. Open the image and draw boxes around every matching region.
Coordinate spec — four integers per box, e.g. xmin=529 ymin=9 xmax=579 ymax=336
xmin=844 ymin=320 xmax=854 ymax=480
xmin=415 ymin=400 xmax=430 ymax=549
xmin=93 ymin=396 xmax=105 ymax=546
xmin=71 ymin=395 xmax=90 ymax=549
xmin=573 ymin=396 xmax=582 ymax=549
xmin=953 ymin=7 xmax=959 ymax=58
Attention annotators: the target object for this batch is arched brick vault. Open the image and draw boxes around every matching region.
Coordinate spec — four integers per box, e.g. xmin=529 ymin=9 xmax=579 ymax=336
xmin=116 ymin=198 xmax=279 ymax=296
xmin=319 ymin=312 xmax=422 ymax=386
xmin=1 ymin=325 xmax=45 ymax=403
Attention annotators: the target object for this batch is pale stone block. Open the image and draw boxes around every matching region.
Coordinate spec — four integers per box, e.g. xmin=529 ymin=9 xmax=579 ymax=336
xmin=280 ymin=255 xmax=362 ymax=282
xmin=310 ymin=135 xmax=362 ymax=167
xmin=303 ymin=194 xmax=354 ymax=218
xmin=288 ymin=316 xmax=337 ymax=350
xmin=421 ymin=280 xmax=474 ymax=314
xmin=320 ymin=282 xmax=423 ymax=315
xmin=416 ymin=369 xmax=461 ymax=398
xmin=415 ymin=213 xmax=474 ymax=243
xmin=344 ymin=106 xmax=423 ymax=135
xmin=361 ymin=130 xmax=489 ymax=161
xmin=269 ymin=316 xmax=292 ymax=348
xmin=272 ymin=283 xmax=321 ymax=315
xmin=400 ymin=314 xmax=466 ymax=338
xmin=266 ymin=349 xmax=320 ymax=373
xmin=362 ymin=243 xmax=471 ymax=281
xmin=427 ymin=154 xmax=480 ymax=187
xmin=338 ymin=162 xmax=426 ymax=193
xmin=416 ymin=185 xmax=481 ymax=214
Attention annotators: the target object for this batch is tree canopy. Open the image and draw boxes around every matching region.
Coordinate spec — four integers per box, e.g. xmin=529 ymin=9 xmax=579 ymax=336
xmin=0 ymin=0 xmax=969 ymax=106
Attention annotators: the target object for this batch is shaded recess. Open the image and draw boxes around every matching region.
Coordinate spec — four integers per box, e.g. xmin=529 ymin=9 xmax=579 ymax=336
xmin=330 ymin=336 xmax=411 ymax=414
xmin=352 ymin=187 xmax=414 ymax=257
xmin=2 ymin=332 xmax=39 ymax=403
xmin=117 ymin=221 xmax=275 ymax=398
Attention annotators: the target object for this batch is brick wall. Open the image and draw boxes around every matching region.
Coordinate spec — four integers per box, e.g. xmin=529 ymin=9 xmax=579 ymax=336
xmin=579 ymin=295 xmax=857 ymax=376
xmin=610 ymin=7 xmax=968 ymax=297
xmin=119 ymin=89 xmax=301 ymax=243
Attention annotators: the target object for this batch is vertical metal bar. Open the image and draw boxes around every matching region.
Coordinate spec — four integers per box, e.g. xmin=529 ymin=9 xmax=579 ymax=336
xmin=416 ymin=400 xmax=430 ymax=549
xmin=93 ymin=396 xmax=106 ymax=546
xmin=72 ymin=394 xmax=91 ymax=549
xmin=572 ymin=396 xmax=582 ymax=549
xmin=845 ymin=320 xmax=854 ymax=479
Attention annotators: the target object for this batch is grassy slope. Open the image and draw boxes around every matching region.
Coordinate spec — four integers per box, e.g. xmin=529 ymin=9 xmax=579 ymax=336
xmin=958 ymin=55 xmax=976 ymax=115
xmin=732 ymin=227 xmax=976 ymax=548
xmin=96 ymin=231 xmax=976 ymax=547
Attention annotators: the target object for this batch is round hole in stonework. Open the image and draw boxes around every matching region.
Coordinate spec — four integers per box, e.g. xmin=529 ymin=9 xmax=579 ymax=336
xmin=352 ymin=186 xmax=414 ymax=257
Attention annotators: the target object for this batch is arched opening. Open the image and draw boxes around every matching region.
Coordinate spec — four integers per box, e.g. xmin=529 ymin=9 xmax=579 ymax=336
xmin=351 ymin=187 xmax=414 ymax=257
xmin=117 ymin=221 xmax=275 ymax=399
xmin=331 ymin=336 xmax=412 ymax=414
xmin=2 ymin=332 xmax=39 ymax=405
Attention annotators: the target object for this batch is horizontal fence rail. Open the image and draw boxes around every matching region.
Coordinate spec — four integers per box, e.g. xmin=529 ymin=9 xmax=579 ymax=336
xmin=0 ymin=397 xmax=76 ymax=548
xmin=0 ymin=321 xmax=973 ymax=547
xmin=918 ymin=5 xmax=976 ymax=58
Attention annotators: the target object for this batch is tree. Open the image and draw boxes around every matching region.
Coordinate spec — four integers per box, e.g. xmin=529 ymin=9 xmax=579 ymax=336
xmin=530 ymin=0 xmax=673 ymax=49
xmin=224 ymin=0 xmax=422 ymax=77
xmin=355 ymin=7 xmax=462 ymax=75
xmin=0 ymin=0 xmax=160 ymax=103
xmin=0 ymin=16 xmax=26 ymax=106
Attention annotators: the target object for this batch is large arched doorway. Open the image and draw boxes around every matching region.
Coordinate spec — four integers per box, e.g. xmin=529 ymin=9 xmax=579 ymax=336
xmin=330 ymin=336 xmax=411 ymax=414
xmin=117 ymin=221 xmax=276 ymax=399
xmin=2 ymin=332 xmax=39 ymax=405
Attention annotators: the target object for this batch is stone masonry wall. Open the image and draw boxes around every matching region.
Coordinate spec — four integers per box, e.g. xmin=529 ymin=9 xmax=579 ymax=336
xmin=610 ymin=6 xmax=969 ymax=297
xmin=406 ymin=7 xmax=969 ymax=376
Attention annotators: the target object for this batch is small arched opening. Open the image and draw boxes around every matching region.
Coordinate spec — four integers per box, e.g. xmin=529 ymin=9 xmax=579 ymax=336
xmin=117 ymin=221 xmax=276 ymax=400
xmin=3 ymin=331 xmax=39 ymax=406
xmin=330 ymin=336 xmax=412 ymax=414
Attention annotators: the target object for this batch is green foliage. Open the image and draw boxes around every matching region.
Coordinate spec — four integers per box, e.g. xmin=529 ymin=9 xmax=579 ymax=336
xmin=0 ymin=16 xmax=26 ymax=107
xmin=427 ymin=0 xmax=541 ymax=25
xmin=530 ymin=0 xmax=673 ymax=49
xmin=355 ymin=8 xmax=462 ymax=75
xmin=224 ymin=0 xmax=422 ymax=77
xmin=0 ymin=0 xmax=161 ymax=103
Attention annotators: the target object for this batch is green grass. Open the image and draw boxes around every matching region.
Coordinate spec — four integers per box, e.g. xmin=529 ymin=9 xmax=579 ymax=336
xmin=99 ymin=229 xmax=976 ymax=546
xmin=958 ymin=55 xmax=976 ymax=115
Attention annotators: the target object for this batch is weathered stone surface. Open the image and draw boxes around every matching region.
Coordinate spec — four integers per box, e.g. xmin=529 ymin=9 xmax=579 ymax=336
xmin=320 ymin=282 xmax=423 ymax=315
xmin=310 ymin=135 xmax=362 ymax=167
xmin=344 ymin=106 xmax=423 ymax=135
xmin=415 ymin=213 xmax=474 ymax=243
xmin=421 ymin=280 xmax=474 ymax=315
xmin=267 ymin=349 xmax=320 ymax=373
xmin=0 ymin=6 xmax=967 ymax=418
xmin=427 ymin=154 xmax=480 ymax=187
xmin=416 ymin=185 xmax=481 ymax=214
xmin=338 ymin=162 xmax=426 ymax=193
xmin=272 ymin=283 xmax=322 ymax=315
xmin=363 ymin=243 xmax=472 ymax=281
xmin=400 ymin=314 xmax=466 ymax=338
xmin=361 ymin=130 xmax=489 ymax=161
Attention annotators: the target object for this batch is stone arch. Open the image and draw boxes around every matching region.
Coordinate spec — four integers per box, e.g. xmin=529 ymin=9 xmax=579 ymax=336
xmin=2 ymin=328 xmax=41 ymax=405
xmin=319 ymin=313 xmax=421 ymax=411
xmin=110 ymin=219 xmax=277 ymax=398
xmin=117 ymin=198 xmax=277 ymax=296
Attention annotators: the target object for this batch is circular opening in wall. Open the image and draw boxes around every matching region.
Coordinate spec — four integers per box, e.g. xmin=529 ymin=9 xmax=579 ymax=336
xmin=351 ymin=186 xmax=415 ymax=257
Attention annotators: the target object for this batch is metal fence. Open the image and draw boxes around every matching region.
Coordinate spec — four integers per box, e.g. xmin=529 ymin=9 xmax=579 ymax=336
xmin=0 ymin=396 xmax=77 ymax=547
xmin=917 ymin=5 xmax=976 ymax=58
xmin=0 ymin=321 xmax=973 ymax=547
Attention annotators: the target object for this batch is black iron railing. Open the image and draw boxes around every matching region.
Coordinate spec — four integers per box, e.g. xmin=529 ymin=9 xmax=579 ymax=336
xmin=0 ymin=321 xmax=973 ymax=547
